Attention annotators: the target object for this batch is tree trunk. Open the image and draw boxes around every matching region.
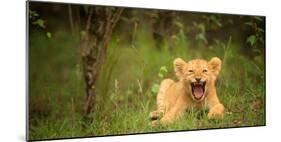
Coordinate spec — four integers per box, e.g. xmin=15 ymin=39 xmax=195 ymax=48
xmin=79 ymin=7 xmax=124 ymax=121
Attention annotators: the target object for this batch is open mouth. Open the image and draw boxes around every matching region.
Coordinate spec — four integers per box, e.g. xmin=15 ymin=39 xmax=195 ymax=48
xmin=191 ymin=82 xmax=206 ymax=100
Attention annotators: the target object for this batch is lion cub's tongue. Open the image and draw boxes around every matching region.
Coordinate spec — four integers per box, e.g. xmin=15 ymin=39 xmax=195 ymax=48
xmin=194 ymin=85 xmax=203 ymax=99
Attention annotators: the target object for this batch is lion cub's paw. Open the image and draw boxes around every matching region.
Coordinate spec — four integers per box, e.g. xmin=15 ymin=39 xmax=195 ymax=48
xmin=208 ymin=104 xmax=224 ymax=119
xmin=149 ymin=111 xmax=161 ymax=121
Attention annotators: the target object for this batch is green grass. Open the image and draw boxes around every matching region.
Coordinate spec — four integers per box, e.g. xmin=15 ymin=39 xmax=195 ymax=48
xmin=28 ymin=24 xmax=265 ymax=140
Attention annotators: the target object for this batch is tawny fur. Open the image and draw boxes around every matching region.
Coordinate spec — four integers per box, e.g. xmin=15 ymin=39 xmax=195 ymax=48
xmin=149 ymin=57 xmax=224 ymax=125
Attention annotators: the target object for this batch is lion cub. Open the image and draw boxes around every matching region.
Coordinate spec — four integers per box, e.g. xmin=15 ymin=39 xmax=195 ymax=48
xmin=149 ymin=57 xmax=224 ymax=125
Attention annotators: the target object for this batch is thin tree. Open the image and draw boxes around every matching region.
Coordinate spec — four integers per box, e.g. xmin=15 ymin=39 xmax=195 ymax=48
xmin=79 ymin=7 xmax=124 ymax=119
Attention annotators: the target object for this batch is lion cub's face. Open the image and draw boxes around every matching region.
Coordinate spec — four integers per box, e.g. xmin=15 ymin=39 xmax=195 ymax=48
xmin=174 ymin=57 xmax=221 ymax=102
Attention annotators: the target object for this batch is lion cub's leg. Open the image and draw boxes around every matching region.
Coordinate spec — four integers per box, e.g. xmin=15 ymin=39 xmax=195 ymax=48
xmin=208 ymin=103 xmax=224 ymax=119
xmin=149 ymin=79 xmax=174 ymax=120
xmin=207 ymin=94 xmax=224 ymax=119
xmin=160 ymin=97 xmax=187 ymax=125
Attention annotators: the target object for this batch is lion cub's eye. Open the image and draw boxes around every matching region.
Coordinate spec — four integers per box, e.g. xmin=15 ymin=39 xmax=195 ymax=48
xmin=188 ymin=69 xmax=194 ymax=73
xmin=203 ymin=69 xmax=208 ymax=73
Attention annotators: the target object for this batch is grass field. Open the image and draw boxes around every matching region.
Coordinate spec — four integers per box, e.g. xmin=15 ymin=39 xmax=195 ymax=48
xmin=28 ymin=21 xmax=265 ymax=140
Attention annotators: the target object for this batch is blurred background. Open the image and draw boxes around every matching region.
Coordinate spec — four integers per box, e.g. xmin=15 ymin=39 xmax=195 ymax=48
xmin=28 ymin=1 xmax=265 ymax=140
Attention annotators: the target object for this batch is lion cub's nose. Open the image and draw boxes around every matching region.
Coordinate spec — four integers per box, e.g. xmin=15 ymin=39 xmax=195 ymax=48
xmin=195 ymin=77 xmax=201 ymax=82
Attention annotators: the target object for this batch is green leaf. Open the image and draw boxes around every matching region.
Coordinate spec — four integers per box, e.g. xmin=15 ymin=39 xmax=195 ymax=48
xmin=196 ymin=33 xmax=208 ymax=44
xmin=247 ymin=35 xmax=257 ymax=46
xmin=159 ymin=66 xmax=168 ymax=74
xmin=254 ymin=16 xmax=263 ymax=21
xmin=33 ymin=12 xmax=39 ymax=17
xmin=29 ymin=10 xmax=39 ymax=18
xmin=171 ymin=35 xmax=177 ymax=40
xmin=33 ymin=19 xmax=46 ymax=29
xmin=253 ymin=48 xmax=261 ymax=54
xmin=151 ymin=84 xmax=160 ymax=94
xmin=158 ymin=73 xmax=164 ymax=79
xmin=158 ymin=66 xmax=168 ymax=79
xmin=257 ymin=28 xmax=265 ymax=33
xmin=244 ymin=22 xmax=253 ymax=27
xmin=46 ymin=32 xmax=52 ymax=38
xmin=198 ymin=23 xmax=205 ymax=32
xmin=174 ymin=21 xmax=184 ymax=29
xmin=80 ymin=30 xmax=87 ymax=37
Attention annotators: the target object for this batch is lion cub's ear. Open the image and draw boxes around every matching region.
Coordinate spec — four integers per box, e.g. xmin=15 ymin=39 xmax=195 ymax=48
xmin=174 ymin=58 xmax=186 ymax=78
xmin=208 ymin=57 xmax=222 ymax=76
